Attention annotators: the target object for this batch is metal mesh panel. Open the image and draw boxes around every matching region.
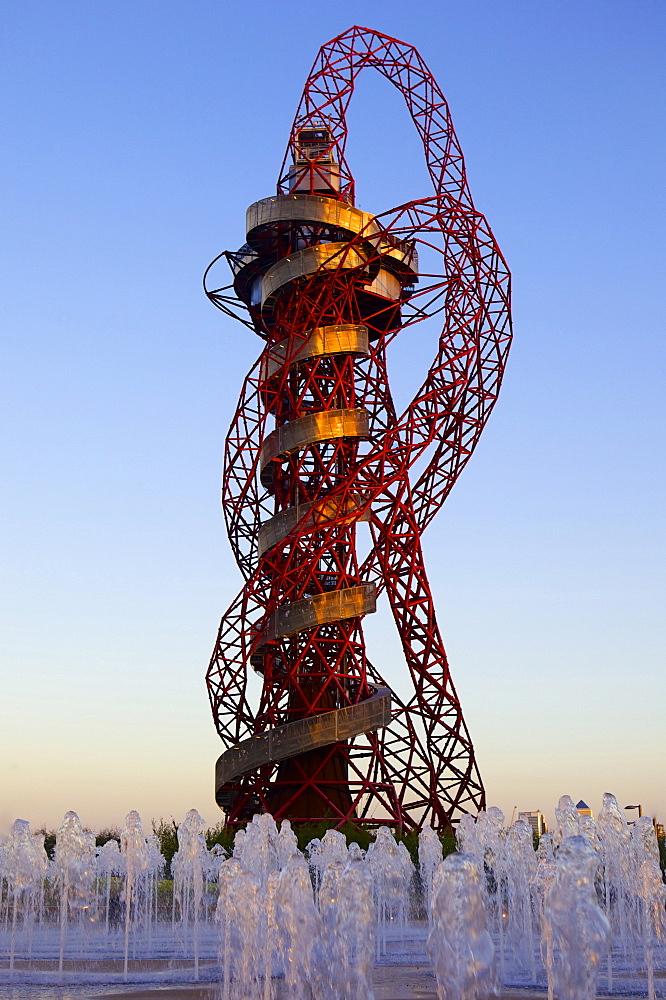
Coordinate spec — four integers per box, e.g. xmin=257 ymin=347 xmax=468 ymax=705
xmin=261 ymin=324 xmax=369 ymax=381
xmin=216 ymin=688 xmax=391 ymax=787
xmin=261 ymin=242 xmax=369 ymax=311
xmin=260 ymin=408 xmax=369 ymax=482
xmin=246 ymin=195 xmax=378 ymax=245
xmin=262 ymin=583 xmax=376 ymax=641
xmin=257 ymin=494 xmax=370 ymax=557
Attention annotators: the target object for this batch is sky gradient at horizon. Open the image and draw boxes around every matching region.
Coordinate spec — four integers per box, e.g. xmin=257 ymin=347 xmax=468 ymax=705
xmin=1 ymin=0 xmax=664 ymax=835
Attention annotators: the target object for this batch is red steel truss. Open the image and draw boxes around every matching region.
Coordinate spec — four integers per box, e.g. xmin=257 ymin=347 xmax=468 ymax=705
xmin=204 ymin=26 xmax=512 ymax=830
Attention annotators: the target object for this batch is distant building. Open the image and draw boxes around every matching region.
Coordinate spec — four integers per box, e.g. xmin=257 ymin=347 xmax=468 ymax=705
xmin=576 ymin=800 xmax=593 ymax=819
xmin=519 ymin=810 xmax=548 ymax=837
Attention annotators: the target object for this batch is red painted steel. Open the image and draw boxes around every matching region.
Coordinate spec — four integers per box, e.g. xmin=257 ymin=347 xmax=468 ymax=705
xmin=204 ymin=26 xmax=512 ymax=830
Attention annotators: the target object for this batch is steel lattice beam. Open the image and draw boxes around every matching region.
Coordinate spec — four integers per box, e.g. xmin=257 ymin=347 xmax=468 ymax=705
xmin=203 ymin=26 xmax=512 ymax=830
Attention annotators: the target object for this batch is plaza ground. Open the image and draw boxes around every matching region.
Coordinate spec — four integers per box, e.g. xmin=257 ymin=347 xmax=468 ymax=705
xmin=87 ymin=967 xmax=651 ymax=1000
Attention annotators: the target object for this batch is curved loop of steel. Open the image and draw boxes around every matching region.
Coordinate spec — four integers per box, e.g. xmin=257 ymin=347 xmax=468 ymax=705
xmin=205 ymin=26 xmax=512 ymax=830
xmin=278 ymin=26 xmax=471 ymax=207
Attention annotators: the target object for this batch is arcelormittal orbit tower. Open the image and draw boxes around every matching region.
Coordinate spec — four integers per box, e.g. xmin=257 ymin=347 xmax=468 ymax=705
xmin=204 ymin=26 xmax=512 ymax=830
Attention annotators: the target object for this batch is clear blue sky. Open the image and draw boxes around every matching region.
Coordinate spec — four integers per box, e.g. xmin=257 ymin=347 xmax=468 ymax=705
xmin=1 ymin=0 xmax=664 ymax=834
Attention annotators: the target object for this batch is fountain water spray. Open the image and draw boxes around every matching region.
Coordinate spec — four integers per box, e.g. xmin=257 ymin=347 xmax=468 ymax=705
xmin=96 ymin=837 xmax=122 ymax=933
xmin=53 ymin=810 xmax=96 ymax=974
xmin=120 ymin=810 xmax=149 ymax=981
xmin=531 ymin=833 xmax=557 ymax=1000
xmin=3 ymin=819 xmax=44 ymax=972
xmin=172 ymin=808 xmax=209 ymax=980
xmin=218 ymin=863 xmax=264 ymax=1000
xmin=543 ymin=834 xmax=610 ymax=1000
xmin=505 ymin=818 xmax=537 ymax=982
xmin=418 ymin=825 xmax=443 ymax=923
xmin=367 ymin=827 xmax=413 ymax=959
xmin=318 ymin=845 xmax=375 ymax=1000
xmin=275 ymin=852 xmax=320 ymax=1000
xmin=426 ymin=851 xmax=497 ymax=1000
xmin=2 ymin=796 xmax=665 ymax=997
xmin=632 ymin=817 xmax=666 ymax=1000
xmin=554 ymin=795 xmax=581 ymax=843
xmin=472 ymin=807 xmax=507 ymax=979
xmin=597 ymin=792 xmax=633 ymax=989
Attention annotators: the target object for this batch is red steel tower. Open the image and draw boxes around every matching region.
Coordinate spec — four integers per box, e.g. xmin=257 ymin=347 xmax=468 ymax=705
xmin=204 ymin=26 xmax=512 ymax=830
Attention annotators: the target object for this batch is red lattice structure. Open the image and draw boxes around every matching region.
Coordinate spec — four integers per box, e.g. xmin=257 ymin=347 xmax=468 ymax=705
xmin=204 ymin=26 xmax=512 ymax=830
